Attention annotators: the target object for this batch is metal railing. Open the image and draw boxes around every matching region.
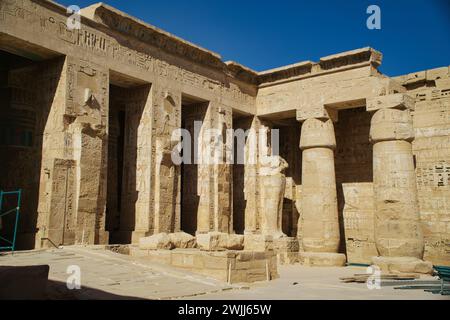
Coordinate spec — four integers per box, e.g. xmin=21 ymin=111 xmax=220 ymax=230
xmin=0 ymin=189 xmax=22 ymax=252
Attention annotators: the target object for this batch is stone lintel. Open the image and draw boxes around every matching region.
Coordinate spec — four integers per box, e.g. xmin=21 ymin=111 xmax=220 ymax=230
xmin=296 ymin=105 xmax=338 ymax=122
xmin=257 ymin=61 xmax=313 ymax=84
xmin=258 ymin=47 xmax=381 ymax=85
xmin=366 ymin=93 xmax=415 ymax=112
xmin=319 ymin=47 xmax=383 ymax=69
xmin=81 ymin=3 xmax=225 ymax=70
xmin=225 ymin=61 xmax=259 ymax=84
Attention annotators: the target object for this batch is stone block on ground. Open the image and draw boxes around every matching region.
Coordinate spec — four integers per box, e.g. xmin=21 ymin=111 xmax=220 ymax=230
xmin=169 ymin=232 xmax=197 ymax=249
xmin=139 ymin=232 xmax=174 ymax=250
xmin=196 ymin=232 xmax=244 ymax=251
xmin=371 ymin=256 xmax=433 ymax=275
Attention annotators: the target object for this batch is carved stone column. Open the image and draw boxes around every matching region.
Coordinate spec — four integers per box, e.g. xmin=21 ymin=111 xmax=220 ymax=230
xmin=133 ymin=85 xmax=181 ymax=243
xmin=36 ymin=57 xmax=109 ymax=248
xmin=195 ymin=103 xmax=237 ymax=251
xmin=243 ymin=117 xmax=260 ymax=235
xmin=297 ymin=108 xmax=346 ymax=266
xmin=367 ymin=94 xmax=432 ymax=273
xmin=197 ymin=103 xmax=232 ymax=235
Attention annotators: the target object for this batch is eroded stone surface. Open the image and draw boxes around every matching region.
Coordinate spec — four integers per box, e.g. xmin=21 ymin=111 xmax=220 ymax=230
xmin=139 ymin=233 xmax=174 ymax=250
xmin=371 ymin=256 xmax=433 ymax=275
xmin=169 ymin=232 xmax=197 ymax=249
xmin=196 ymin=232 xmax=244 ymax=251
xmin=244 ymin=235 xmax=274 ymax=252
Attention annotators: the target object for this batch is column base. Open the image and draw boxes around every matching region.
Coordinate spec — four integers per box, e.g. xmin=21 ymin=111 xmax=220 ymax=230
xmin=299 ymin=252 xmax=347 ymax=266
xmin=96 ymin=230 xmax=109 ymax=245
xmin=244 ymin=234 xmax=274 ymax=251
xmin=371 ymin=256 xmax=433 ymax=274
xmin=131 ymin=230 xmax=152 ymax=244
xmin=197 ymin=232 xmax=244 ymax=251
xmin=274 ymin=237 xmax=299 ymax=264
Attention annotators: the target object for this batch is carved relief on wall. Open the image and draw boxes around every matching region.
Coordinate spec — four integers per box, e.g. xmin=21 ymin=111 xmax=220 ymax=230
xmin=0 ymin=0 xmax=254 ymax=113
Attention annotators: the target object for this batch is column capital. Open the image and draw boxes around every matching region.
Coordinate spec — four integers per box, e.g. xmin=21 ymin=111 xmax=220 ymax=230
xmin=299 ymin=118 xmax=336 ymax=150
xmin=366 ymin=93 xmax=415 ymax=112
xmin=369 ymin=105 xmax=415 ymax=143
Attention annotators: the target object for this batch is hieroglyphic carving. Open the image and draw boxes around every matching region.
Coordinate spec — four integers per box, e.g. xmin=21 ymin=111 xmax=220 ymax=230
xmin=342 ymin=183 xmax=378 ymax=264
xmin=0 ymin=0 xmax=254 ymax=109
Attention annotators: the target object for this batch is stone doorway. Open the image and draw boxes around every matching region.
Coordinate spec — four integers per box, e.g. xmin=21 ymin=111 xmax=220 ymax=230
xmin=180 ymin=95 xmax=208 ymax=235
xmin=0 ymin=50 xmax=64 ymax=249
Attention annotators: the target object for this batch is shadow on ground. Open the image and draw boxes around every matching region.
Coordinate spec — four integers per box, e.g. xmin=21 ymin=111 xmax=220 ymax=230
xmin=45 ymin=279 xmax=148 ymax=300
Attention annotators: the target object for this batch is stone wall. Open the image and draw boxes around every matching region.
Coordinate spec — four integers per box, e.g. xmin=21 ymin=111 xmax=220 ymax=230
xmin=395 ymin=67 xmax=450 ymax=266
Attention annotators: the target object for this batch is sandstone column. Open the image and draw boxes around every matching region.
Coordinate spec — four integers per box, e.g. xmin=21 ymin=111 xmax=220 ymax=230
xmin=196 ymin=103 xmax=233 ymax=235
xmin=35 ymin=57 xmax=109 ymax=248
xmin=152 ymin=91 xmax=181 ymax=236
xmin=367 ymin=94 xmax=431 ymax=273
xmin=195 ymin=103 xmax=237 ymax=251
xmin=243 ymin=116 xmax=261 ymax=235
xmin=133 ymin=84 xmax=181 ymax=243
xmin=297 ymin=109 xmax=346 ymax=266
xmin=67 ymin=58 xmax=110 ymax=246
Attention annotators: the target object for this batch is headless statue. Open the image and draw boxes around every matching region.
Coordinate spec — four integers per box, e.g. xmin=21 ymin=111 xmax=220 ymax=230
xmin=259 ymin=156 xmax=288 ymax=239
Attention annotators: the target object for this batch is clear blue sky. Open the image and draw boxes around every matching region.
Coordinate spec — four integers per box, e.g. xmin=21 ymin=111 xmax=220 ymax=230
xmin=59 ymin=0 xmax=450 ymax=76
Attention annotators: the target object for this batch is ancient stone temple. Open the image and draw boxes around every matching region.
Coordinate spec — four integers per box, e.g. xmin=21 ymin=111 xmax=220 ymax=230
xmin=0 ymin=0 xmax=449 ymax=276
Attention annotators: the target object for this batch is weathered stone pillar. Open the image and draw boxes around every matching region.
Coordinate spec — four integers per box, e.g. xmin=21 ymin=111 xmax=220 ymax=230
xmin=108 ymin=85 xmax=153 ymax=243
xmin=196 ymin=103 xmax=232 ymax=235
xmin=195 ymin=103 xmax=238 ymax=251
xmin=67 ymin=58 xmax=110 ymax=246
xmin=152 ymin=90 xmax=181 ymax=236
xmin=35 ymin=57 xmax=109 ymax=248
xmin=243 ymin=116 xmax=261 ymax=235
xmin=132 ymin=84 xmax=181 ymax=243
xmin=296 ymin=108 xmax=346 ymax=266
xmin=367 ymin=94 xmax=432 ymax=273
